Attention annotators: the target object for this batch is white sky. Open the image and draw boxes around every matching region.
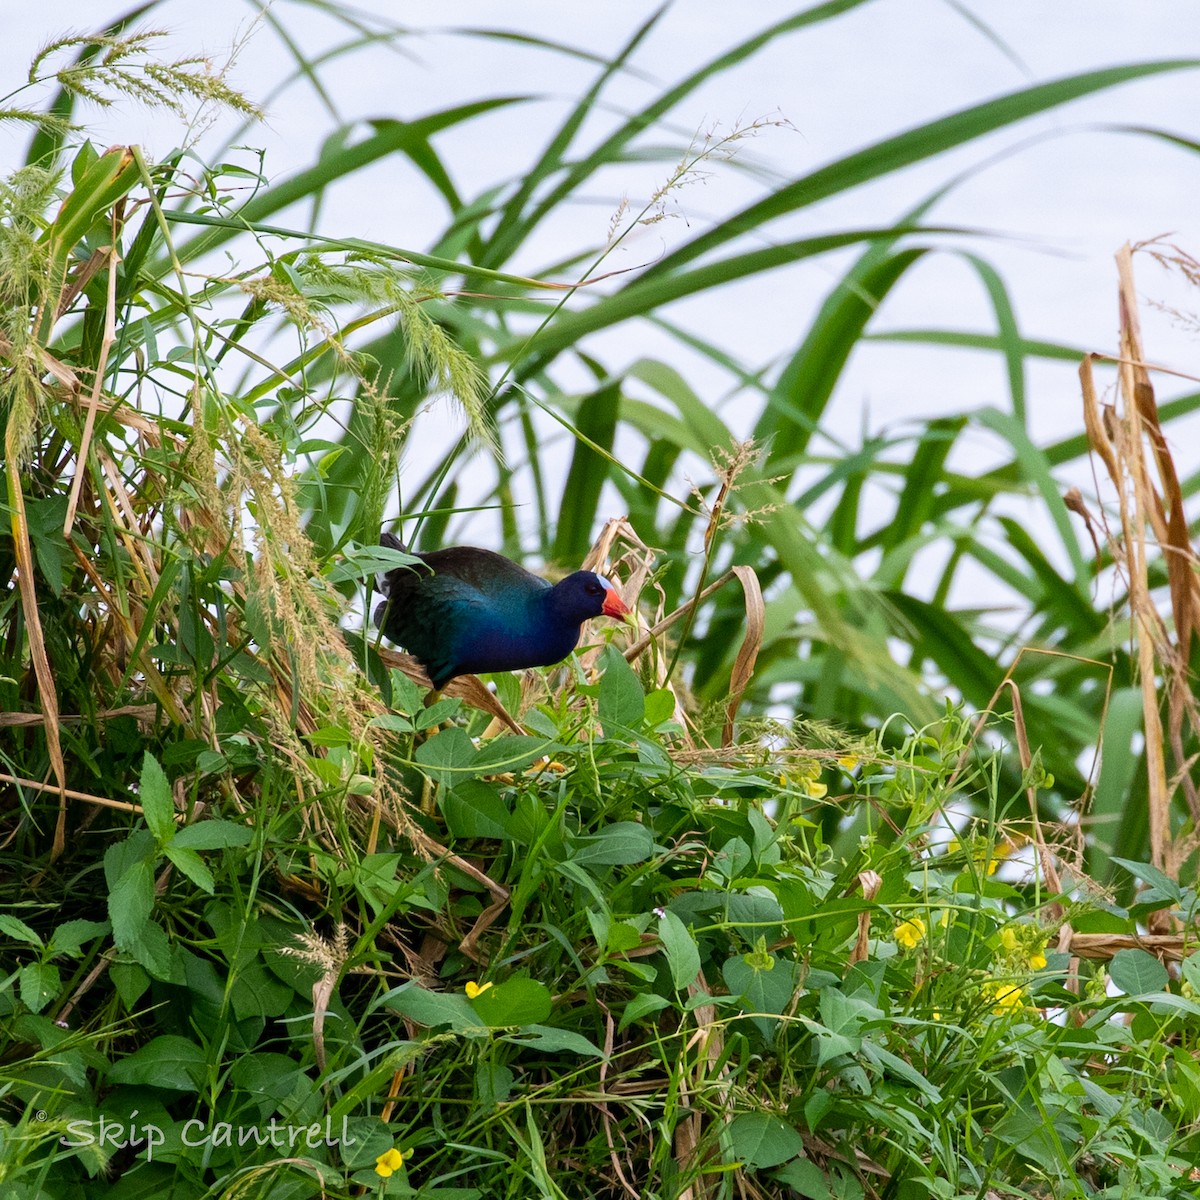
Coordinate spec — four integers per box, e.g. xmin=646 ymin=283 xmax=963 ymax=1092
xmin=4 ymin=0 xmax=1200 ymax=570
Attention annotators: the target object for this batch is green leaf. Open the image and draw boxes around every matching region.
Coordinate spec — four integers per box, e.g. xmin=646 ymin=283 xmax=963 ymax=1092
xmin=598 ymin=644 xmax=644 ymax=734
xmin=416 ymin=726 xmax=478 ymax=789
xmin=727 ymin=1112 xmax=804 ymax=1169
xmin=476 ymin=1062 xmax=515 ymax=1109
xmin=1108 ymin=949 xmax=1170 ymax=995
xmin=19 ymin=961 xmax=60 ymax=1013
xmin=501 ymin=1025 xmax=603 ymax=1056
xmin=172 ymin=820 xmax=253 ymax=851
xmin=619 ymin=992 xmax=671 ymax=1031
xmin=468 ymin=977 xmax=552 ymax=1028
xmin=471 ymin=735 xmax=554 ymax=775
xmin=724 ymin=954 xmax=802 ymax=1018
xmin=771 ymin=1157 xmax=831 ymax=1199
xmin=128 ymin=920 xmax=174 ymax=981
xmin=106 ymin=853 xmax=155 ymax=953
xmin=570 ymin=821 xmax=654 ymax=866
xmin=139 ymin=752 xmax=176 ymax=846
xmin=552 ymin=379 xmax=620 ymax=562
xmin=1109 ymin=857 xmax=1183 ymax=901
xmin=106 ymin=1035 xmax=206 ymax=1091
xmin=658 ymin=909 xmax=701 ymax=991
xmin=48 ymin=919 xmax=109 ymax=956
xmin=643 ymin=687 xmax=676 ymax=727
xmin=0 ymin=914 xmax=42 ymax=946
xmin=442 ymin=780 xmax=512 ymax=840
xmin=1182 ymin=951 xmax=1200 ymax=993
xmin=386 ymin=984 xmax=486 ymax=1034
xmin=165 ymin=846 xmax=215 ymax=894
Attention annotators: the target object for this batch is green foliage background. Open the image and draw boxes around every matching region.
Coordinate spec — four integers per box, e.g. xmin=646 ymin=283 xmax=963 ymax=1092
xmin=0 ymin=4 xmax=1198 ymax=1198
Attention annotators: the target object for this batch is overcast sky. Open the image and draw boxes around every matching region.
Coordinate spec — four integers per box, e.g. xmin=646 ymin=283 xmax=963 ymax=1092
xmin=5 ymin=1 xmax=1200 ymax=558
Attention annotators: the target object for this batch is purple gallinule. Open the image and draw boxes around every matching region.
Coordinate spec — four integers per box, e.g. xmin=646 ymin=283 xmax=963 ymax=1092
xmin=374 ymin=532 xmax=631 ymax=689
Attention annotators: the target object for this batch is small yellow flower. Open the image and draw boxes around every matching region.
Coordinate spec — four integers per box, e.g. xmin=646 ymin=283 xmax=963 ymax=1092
xmin=837 ymin=755 xmax=859 ymax=772
xmin=982 ymin=980 xmax=1026 ymax=1013
xmin=804 ymin=780 xmax=828 ymax=799
xmin=894 ymin=917 xmax=927 ymax=949
xmin=999 ymin=927 xmax=1019 ymax=953
xmin=465 ymin=980 xmax=493 ymax=999
xmin=375 ymin=1147 xmax=412 ymax=1177
xmin=1027 ymin=949 xmax=1047 ymax=971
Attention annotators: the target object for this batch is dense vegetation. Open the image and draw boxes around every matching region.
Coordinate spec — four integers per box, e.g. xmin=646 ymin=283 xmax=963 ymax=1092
xmin=0 ymin=4 xmax=1197 ymax=1197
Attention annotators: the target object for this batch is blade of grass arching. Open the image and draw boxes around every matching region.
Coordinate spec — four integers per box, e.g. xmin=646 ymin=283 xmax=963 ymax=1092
xmin=756 ymin=240 xmax=927 ymax=461
xmin=791 ymin=436 xmax=898 ymax=510
xmin=737 ymin=475 xmax=939 ymax=724
xmin=867 ymin=328 xmax=1087 ymax=362
xmin=165 ymin=98 xmax=531 ymax=266
xmin=885 ymin=591 xmax=1003 ymax=710
xmin=646 ymin=315 xmax=772 ymax=393
xmin=501 ymin=226 xmax=968 ymax=375
xmin=551 ymin=379 xmax=620 ymax=564
xmin=996 ymin=516 xmax=1105 ymax=637
xmin=961 ymin=254 xmax=1026 ymax=422
xmin=1088 ymin=687 xmax=1148 ymax=878
xmin=480 ymin=4 xmax=669 ymax=268
xmin=872 ymin=418 xmax=968 ymax=588
xmin=484 ymin=0 xmax=874 ymax=268
xmin=646 ymin=60 xmax=1200 ymax=279
xmin=626 ymin=359 xmax=738 ymax=454
xmin=975 ymin=407 xmax=1087 ymax=582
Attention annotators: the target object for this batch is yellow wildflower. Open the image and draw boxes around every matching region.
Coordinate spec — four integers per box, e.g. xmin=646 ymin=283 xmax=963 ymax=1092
xmin=999 ymin=927 xmax=1019 ymax=953
xmin=982 ymin=981 xmax=1026 ymax=1013
xmin=465 ymin=980 xmax=493 ymax=999
xmin=894 ymin=917 xmax=927 ymax=949
xmin=1028 ymin=949 xmax=1047 ymax=971
xmin=805 ymin=780 xmax=828 ymax=799
xmin=375 ymin=1147 xmax=412 ymax=1177
xmin=837 ymin=755 xmax=859 ymax=772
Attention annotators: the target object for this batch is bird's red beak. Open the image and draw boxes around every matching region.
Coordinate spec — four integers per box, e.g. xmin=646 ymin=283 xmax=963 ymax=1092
xmin=602 ymin=587 xmax=632 ymax=619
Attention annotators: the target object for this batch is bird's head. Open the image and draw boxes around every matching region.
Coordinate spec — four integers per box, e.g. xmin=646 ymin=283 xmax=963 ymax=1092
xmin=553 ymin=571 xmax=634 ymax=624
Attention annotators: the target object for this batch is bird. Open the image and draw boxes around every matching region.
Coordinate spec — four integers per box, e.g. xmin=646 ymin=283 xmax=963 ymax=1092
xmin=373 ymin=531 xmax=632 ymax=690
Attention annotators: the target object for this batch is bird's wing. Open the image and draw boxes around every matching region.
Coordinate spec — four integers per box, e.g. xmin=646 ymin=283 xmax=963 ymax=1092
xmin=415 ymin=546 xmax=550 ymax=599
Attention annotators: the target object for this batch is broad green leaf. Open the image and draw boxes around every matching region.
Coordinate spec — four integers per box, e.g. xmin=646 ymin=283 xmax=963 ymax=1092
xmin=165 ymin=846 xmax=215 ymax=894
xmin=19 ymin=962 xmax=60 ymax=1013
xmin=416 ymin=726 xmax=478 ymax=789
xmin=1108 ymin=949 xmax=1170 ymax=995
xmin=472 ymin=735 xmax=555 ymax=775
xmin=172 ymin=820 xmax=253 ymax=851
xmin=386 ymin=984 xmax=486 ymax=1034
xmin=570 ymin=822 xmax=653 ymax=867
xmin=106 ymin=1035 xmax=206 ymax=1091
xmin=48 ymin=919 xmax=109 ymax=956
xmin=598 ymin=644 xmax=644 ymax=734
xmin=501 ymin=1025 xmax=603 ymax=1056
xmin=0 ymin=914 xmax=42 ymax=946
xmin=723 ymin=954 xmax=802 ymax=1018
xmin=726 ymin=1112 xmax=804 ymax=1169
xmin=138 ymin=752 xmax=176 ymax=846
xmin=442 ymin=780 xmax=512 ymax=840
xmin=658 ymin=909 xmax=701 ymax=991
xmin=772 ymin=1157 xmax=832 ymax=1199
xmin=106 ymin=856 xmax=155 ymax=952
xmin=468 ymin=977 xmax=552 ymax=1028
xmin=619 ymin=992 xmax=671 ymax=1031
